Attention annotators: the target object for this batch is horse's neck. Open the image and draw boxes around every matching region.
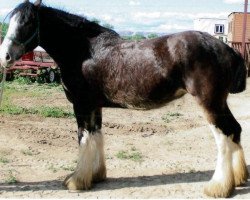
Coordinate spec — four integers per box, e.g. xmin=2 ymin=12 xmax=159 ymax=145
xmin=38 ymin=6 xmax=109 ymax=67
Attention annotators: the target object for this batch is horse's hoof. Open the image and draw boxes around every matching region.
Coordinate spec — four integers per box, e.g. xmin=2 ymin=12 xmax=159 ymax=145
xmin=63 ymin=173 xmax=92 ymax=190
xmin=233 ymin=149 xmax=249 ymax=186
xmin=204 ymin=180 xmax=235 ymax=198
xmin=234 ymin=169 xmax=249 ymax=187
xmin=93 ymin=165 xmax=107 ymax=183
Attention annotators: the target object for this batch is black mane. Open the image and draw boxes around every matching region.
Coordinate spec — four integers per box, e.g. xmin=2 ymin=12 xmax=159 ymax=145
xmin=10 ymin=2 xmax=37 ymax=20
xmin=11 ymin=2 xmax=118 ymax=38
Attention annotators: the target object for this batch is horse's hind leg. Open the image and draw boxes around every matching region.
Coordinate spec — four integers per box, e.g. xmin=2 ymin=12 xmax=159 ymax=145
xmin=201 ymin=101 xmax=248 ymax=197
xmin=64 ymin=107 xmax=106 ymax=190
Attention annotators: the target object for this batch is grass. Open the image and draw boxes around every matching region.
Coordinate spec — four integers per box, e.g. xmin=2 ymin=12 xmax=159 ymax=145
xmin=5 ymin=171 xmax=18 ymax=184
xmin=61 ymin=165 xmax=75 ymax=172
xmin=21 ymin=149 xmax=33 ymax=156
xmin=161 ymin=112 xmax=183 ymax=123
xmin=39 ymin=106 xmax=74 ymax=118
xmin=48 ymin=164 xmax=75 ymax=173
xmin=0 ymin=105 xmax=74 ymax=118
xmin=0 ymin=156 xmax=9 ymax=164
xmin=116 ymin=147 xmax=143 ymax=162
xmin=0 ymin=81 xmax=74 ymax=118
xmin=48 ymin=164 xmax=58 ymax=173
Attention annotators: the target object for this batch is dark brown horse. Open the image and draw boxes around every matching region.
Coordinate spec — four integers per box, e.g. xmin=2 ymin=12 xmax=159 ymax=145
xmin=0 ymin=0 xmax=248 ymax=197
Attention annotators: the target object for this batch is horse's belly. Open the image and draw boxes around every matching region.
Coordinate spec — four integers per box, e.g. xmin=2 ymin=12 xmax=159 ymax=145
xmin=121 ymin=88 xmax=187 ymax=110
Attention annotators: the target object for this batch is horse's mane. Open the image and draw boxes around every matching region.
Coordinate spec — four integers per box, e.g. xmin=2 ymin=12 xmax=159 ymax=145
xmin=10 ymin=2 xmax=37 ymax=20
xmin=11 ymin=2 xmax=118 ymax=38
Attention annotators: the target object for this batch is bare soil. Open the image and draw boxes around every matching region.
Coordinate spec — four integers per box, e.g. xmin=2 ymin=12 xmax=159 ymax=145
xmin=0 ymin=80 xmax=250 ymax=198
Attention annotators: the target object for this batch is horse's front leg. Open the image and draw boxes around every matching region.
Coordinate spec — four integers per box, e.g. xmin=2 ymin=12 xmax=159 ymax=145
xmin=64 ymin=107 xmax=106 ymax=190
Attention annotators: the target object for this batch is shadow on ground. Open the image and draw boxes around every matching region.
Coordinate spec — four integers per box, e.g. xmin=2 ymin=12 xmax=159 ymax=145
xmin=0 ymin=166 xmax=249 ymax=197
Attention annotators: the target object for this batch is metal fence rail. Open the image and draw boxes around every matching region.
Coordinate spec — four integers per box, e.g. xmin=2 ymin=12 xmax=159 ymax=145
xmin=230 ymin=42 xmax=250 ymax=75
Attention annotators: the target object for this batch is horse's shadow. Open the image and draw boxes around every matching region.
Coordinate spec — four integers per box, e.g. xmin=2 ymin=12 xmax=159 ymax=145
xmin=0 ymin=166 xmax=249 ymax=197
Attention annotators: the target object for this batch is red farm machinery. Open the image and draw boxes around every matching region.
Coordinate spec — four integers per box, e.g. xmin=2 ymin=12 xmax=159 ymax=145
xmin=6 ymin=47 xmax=60 ymax=83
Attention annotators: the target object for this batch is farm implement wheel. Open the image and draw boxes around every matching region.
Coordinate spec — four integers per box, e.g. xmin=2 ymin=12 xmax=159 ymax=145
xmin=48 ymin=69 xmax=56 ymax=83
xmin=46 ymin=68 xmax=60 ymax=83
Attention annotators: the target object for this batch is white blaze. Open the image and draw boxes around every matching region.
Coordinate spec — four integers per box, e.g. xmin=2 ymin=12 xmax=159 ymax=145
xmin=0 ymin=13 xmax=20 ymax=67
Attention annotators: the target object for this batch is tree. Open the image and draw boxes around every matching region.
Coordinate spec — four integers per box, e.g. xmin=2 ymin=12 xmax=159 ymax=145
xmin=0 ymin=22 xmax=9 ymax=41
xmin=91 ymin=18 xmax=114 ymax=30
xmin=147 ymin=33 xmax=158 ymax=39
xmin=102 ymin=23 xmax=114 ymax=29
xmin=123 ymin=34 xmax=146 ymax=41
xmin=91 ymin=18 xmax=101 ymax=24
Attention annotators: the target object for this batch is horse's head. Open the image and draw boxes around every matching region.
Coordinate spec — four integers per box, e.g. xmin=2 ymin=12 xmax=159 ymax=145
xmin=0 ymin=0 xmax=42 ymax=68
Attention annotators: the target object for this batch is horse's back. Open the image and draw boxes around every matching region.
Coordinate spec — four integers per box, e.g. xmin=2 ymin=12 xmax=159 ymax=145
xmin=86 ymin=30 xmax=245 ymax=109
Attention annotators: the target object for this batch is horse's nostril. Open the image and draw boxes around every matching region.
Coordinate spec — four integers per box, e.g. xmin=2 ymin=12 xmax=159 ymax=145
xmin=5 ymin=53 xmax=11 ymax=62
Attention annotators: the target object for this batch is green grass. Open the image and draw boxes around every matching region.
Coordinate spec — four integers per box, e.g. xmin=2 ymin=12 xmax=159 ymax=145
xmin=39 ymin=106 xmax=74 ymax=118
xmin=0 ymin=104 xmax=74 ymax=118
xmin=48 ymin=164 xmax=58 ymax=173
xmin=0 ymin=156 xmax=9 ymax=164
xmin=21 ymin=149 xmax=33 ymax=156
xmin=116 ymin=148 xmax=143 ymax=162
xmin=161 ymin=112 xmax=183 ymax=123
xmin=0 ymin=81 xmax=74 ymax=118
xmin=5 ymin=171 xmax=18 ymax=184
xmin=61 ymin=165 xmax=75 ymax=172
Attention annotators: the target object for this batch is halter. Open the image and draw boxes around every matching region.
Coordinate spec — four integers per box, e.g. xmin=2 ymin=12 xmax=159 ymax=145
xmin=6 ymin=11 xmax=40 ymax=53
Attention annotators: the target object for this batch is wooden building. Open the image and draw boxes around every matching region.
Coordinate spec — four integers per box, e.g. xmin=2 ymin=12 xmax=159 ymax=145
xmin=228 ymin=12 xmax=250 ymax=72
xmin=228 ymin=12 xmax=250 ymax=43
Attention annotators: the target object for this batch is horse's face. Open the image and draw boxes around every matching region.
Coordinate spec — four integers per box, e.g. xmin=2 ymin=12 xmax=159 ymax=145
xmin=0 ymin=0 xmax=41 ymax=68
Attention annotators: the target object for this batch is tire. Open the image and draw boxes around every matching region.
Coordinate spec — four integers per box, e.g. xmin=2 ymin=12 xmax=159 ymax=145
xmin=47 ymin=69 xmax=57 ymax=83
xmin=6 ymin=73 xmax=14 ymax=81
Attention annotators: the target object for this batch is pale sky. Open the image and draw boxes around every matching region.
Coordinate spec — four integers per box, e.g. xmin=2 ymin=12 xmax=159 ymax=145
xmin=0 ymin=0 xmax=246 ymax=33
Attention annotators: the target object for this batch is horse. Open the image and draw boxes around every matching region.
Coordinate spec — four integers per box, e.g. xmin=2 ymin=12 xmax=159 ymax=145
xmin=0 ymin=0 xmax=248 ymax=197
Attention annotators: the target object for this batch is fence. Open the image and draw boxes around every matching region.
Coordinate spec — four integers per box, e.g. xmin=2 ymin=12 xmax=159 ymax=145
xmin=230 ymin=42 xmax=250 ymax=75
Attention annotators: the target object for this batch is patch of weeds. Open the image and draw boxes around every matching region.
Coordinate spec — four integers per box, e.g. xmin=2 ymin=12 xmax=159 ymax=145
xmin=21 ymin=149 xmax=33 ymax=156
xmin=48 ymin=164 xmax=58 ymax=173
xmin=188 ymin=169 xmax=196 ymax=173
xmin=131 ymin=146 xmax=137 ymax=151
xmin=0 ymin=157 xmax=9 ymax=164
xmin=116 ymin=148 xmax=143 ymax=162
xmin=116 ymin=150 xmax=129 ymax=160
xmin=129 ymin=152 xmax=143 ymax=162
xmin=106 ymin=155 xmax=113 ymax=160
xmin=162 ymin=112 xmax=183 ymax=123
xmin=0 ymin=104 xmax=74 ymax=118
xmin=38 ymin=106 xmax=74 ymax=118
xmin=61 ymin=165 xmax=75 ymax=172
xmin=13 ymin=77 xmax=33 ymax=85
xmin=0 ymin=105 xmax=28 ymax=115
xmin=5 ymin=171 xmax=18 ymax=184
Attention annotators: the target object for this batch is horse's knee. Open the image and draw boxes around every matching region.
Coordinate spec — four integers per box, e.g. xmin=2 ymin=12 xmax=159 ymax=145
xmin=64 ymin=129 xmax=106 ymax=190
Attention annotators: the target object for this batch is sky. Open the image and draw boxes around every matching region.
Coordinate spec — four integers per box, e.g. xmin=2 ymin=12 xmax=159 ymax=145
xmin=0 ymin=0 xmax=246 ymax=34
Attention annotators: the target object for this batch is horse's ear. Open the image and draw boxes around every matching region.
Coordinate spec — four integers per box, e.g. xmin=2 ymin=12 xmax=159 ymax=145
xmin=34 ymin=0 xmax=42 ymax=7
xmin=24 ymin=0 xmax=29 ymax=3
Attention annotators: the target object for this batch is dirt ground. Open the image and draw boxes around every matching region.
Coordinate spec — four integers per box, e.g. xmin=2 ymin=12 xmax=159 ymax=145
xmin=0 ymin=80 xmax=250 ymax=198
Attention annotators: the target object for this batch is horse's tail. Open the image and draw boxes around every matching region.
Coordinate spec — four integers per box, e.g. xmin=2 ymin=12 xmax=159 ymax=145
xmin=229 ymin=50 xmax=247 ymax=94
